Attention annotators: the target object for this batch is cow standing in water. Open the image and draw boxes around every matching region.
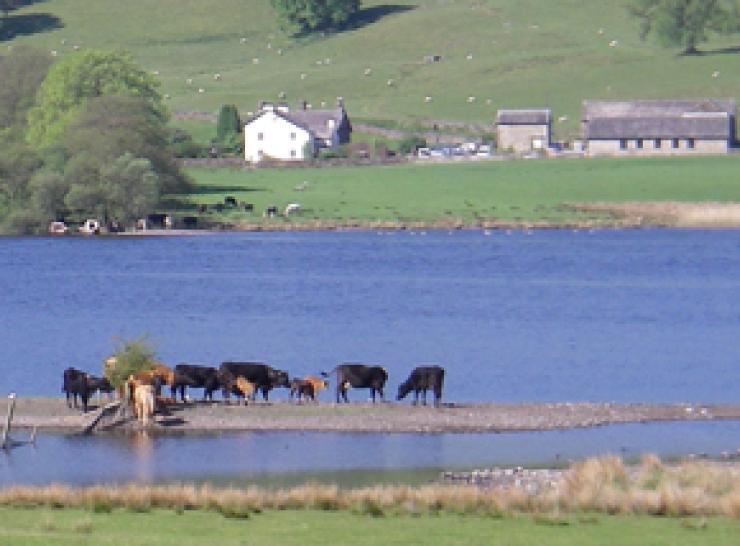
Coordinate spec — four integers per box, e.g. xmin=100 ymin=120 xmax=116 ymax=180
xmin=323 ymin=364 xmax=388 ymax=403
xmin=397 ymin=366 xmax=445 ymax=406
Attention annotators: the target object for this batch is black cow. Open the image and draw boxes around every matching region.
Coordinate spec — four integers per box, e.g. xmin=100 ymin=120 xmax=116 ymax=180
xmin=172 ymin=364 xmax=220 ymax=402
xmin=397 ymin=366 xmax=445 ymax=406
xmin=62 ymin=367 xmax=114 ymax=412
xmin=219 ymin=362 xmax=290 ymax=402
xmin=324 ymin=363 xmax=388 ymax=403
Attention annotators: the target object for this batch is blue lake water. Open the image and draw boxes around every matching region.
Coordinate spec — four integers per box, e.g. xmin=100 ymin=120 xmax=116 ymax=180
xmin=1 ymin=230 xmax=738 ymax=403
xmin=1 ymin=229 xmax=739 ymax=485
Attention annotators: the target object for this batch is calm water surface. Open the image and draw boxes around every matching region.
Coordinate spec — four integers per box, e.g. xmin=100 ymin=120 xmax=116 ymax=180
xmin=3 ymin=422 xmax=740 ymax=486
xmin=1 ymin=230 xmax=738 ymax=402
xmin=1 ymin=230 xmax=739 ymax=485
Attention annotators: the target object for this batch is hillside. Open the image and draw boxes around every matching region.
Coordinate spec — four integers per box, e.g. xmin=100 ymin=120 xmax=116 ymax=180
xmin=4 ymin=0 xmax=739 ymax=138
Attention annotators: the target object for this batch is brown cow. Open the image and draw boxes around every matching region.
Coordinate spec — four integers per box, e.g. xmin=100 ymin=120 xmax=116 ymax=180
xmin=290 ymin=376 xmax=327 ymax=403
xmin=234 ymin=376 xmax=256 ymax=405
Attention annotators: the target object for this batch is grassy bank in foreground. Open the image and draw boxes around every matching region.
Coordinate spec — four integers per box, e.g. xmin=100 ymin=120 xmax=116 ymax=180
xmin=179 ymin=156 xmax=740 ymax=228
xmin=2 ymin=508 xmax=738 ymax=546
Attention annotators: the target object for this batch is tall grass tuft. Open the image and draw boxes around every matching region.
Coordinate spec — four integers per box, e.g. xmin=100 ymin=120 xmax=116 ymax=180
xmin=0 ymin=457 xmax=738 ymax=519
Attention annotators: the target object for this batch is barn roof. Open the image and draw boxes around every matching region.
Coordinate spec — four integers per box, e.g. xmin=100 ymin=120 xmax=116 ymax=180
xmin=582 ymin=100 xmax=736 ymax=120
xmin=582 ymin=99 xmax=735 ymax=140
xmin=585 ymin=115 xmax=732 ymax=140
xmin=496 ymin=109 xmax=551 ymax=125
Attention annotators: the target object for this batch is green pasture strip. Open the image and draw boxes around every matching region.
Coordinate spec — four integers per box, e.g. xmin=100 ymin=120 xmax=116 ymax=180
xmin=0 ymin=508 xmax=737 ymax=546
xmin=179 ymin=156 xmax=740 ymax=224
xmin=8 ymin=1 xmax=739 ymax=137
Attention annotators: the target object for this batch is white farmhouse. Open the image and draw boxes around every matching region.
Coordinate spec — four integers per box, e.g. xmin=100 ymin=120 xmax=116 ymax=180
xmin=244 ymin=102 xmax=351 ymax=163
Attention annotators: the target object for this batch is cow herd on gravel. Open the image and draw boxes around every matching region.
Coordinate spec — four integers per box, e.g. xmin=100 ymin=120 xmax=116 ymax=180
xmin=62 ymin=361 xmax=446 ymax=425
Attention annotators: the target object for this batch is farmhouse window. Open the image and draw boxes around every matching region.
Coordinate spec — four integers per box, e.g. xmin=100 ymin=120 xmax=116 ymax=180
xmin=290 ymin=132 xmax=297 ymax=140
xmin=290 ymin=149 xmax=296 ymax=157
xmin=687 ymin=138 xmax=695 ymax=149
xmin=619 ymin=139 xmax=627 ymax=150
xmin=257 ymin=132 xmax=264 ymax=141
xmin=654 ymin=139 xmax=661 ymax=149
xmin=672 ymin=138 xmax=679 ymax=149
xmin=636 ymin=139 xmax=643 ymax=149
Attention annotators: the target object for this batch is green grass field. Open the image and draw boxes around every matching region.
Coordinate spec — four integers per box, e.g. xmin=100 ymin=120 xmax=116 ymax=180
xmin=7 ymin=1 xmax=740 ymax=138
xmin=180 ymin=155 xmax=740 ymax=226
xmin=1 ymin=508 xmax=738 ymax=546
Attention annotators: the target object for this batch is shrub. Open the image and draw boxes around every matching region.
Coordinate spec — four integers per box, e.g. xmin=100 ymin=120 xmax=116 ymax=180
xmin=397 ymin=136 xmax=427 ymax=155
xmin=104 ymin=336 xmax=158 ymax=389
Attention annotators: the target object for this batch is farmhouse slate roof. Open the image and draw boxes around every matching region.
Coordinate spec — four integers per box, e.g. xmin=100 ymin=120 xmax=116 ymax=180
xmin=244 ymin=104 xmax=350 ymax=140
xmin=582 ymin=99 xmax=736 ymax=140
xmin=284 ymin=108 xmax=349 ymax=140
xmin=496 ymin=109 xmax=551 ymax=125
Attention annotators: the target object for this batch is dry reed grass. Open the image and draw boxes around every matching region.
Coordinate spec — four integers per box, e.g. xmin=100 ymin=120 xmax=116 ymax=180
xmin=1 ymin=457 xmax=738 ymax=519
xmin=567 ymin=202 xmax=740 ymax=227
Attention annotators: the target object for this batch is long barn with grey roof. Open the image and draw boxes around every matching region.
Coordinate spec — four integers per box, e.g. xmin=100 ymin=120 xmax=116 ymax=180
xmin=582 ymin=100 xmax=736 ymax=157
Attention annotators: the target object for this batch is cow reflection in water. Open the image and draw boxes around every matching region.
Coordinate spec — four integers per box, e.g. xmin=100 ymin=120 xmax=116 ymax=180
xmin=397 ymin=366 xmax=445 ymax=406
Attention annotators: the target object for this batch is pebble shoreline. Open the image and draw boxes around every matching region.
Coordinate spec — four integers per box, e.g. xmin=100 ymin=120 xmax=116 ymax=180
xmin=9 ymin=398 xmax=740 ymax=435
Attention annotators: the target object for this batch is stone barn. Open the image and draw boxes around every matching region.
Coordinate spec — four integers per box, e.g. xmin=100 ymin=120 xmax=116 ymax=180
xmin=582 ymin=100 xmax=736 ymax=157
xmin=496 ymin=109 xmax=551 ymax=153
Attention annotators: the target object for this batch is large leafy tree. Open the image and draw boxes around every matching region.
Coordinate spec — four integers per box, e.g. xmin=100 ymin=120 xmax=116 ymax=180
xmin=630 ymin=0 xmax=740 ymax=54
xmin=27 ymin=49 xmax=165 ymax=150
xmin=271 ymin=0 xmax=360 ymax=34
xmin=64 ymin=153 xmax=159 ymax=225
xmin=64 ymin=94 xmax=190 ymax=194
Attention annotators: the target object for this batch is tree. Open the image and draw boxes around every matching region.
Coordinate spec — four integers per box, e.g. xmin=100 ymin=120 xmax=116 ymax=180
xmin=216 ymin=104 xmax=241 ymax=141
xmin=0 ymin=46 xmax=52 ymax=132
xmin=62 ymin=151 xmax=160 ymax=226
xmin=100 ymin=153 xmax=160 ymax=225
xmin=64 ymin=94 xmax=190 ymax=194
xmin=28 ymin=170 xmax=69 ymax=220
xmin=271 ymin=0 xmax=361 ymax=34
xmin=27 ymin=49 xmax=165 ymax=150
xmin=630 ymin=0 xmax=740 ymax=54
